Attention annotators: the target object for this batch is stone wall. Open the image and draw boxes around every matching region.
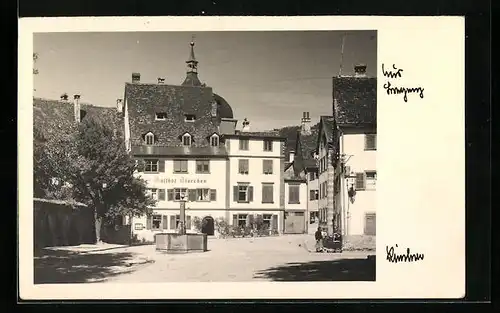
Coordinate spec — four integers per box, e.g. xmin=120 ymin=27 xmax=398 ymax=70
xmin=33 ymin=198 xmax=95 ymax=249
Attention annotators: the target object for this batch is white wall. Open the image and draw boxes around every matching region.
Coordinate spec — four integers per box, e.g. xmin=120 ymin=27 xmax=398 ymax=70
xmin=341 ymin=133 xmax=377 ymax=236
xmin=136 ymin=158 xmax=227 ymax=209
xmin=226 ymin=138 xmax=281 ymax=157
xmin=284 ymin=181 xmax=307 ymax=211
xmin=307 ymin=176 xmax=319 ymax=213
xmin=227 ymin=138 xmax=282 ymax=210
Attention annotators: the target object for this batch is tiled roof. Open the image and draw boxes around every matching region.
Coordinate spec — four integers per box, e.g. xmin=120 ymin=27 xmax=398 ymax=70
xmin=33 ymin=98 xmax=122 ymax=143
xmin=333 ymin=76 xmax=377 ymax=126
xmin=320 ymin=115 xmax=335 ymax=142
xmin=131 ymin=145 xmax=228 ymax=158
xmin=125 ymin=83 xmax=235 ymax=148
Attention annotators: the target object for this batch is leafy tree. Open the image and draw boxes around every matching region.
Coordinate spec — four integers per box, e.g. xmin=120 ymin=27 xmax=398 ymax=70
xmin=66 ymin=118 xmax=156 ymax=243
xmin=33 ymin=118 xmax=155 ymax=243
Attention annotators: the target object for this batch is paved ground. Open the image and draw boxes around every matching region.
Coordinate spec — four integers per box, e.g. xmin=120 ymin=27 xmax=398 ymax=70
xmin=102 ymin=235 xmax=376 ymax=282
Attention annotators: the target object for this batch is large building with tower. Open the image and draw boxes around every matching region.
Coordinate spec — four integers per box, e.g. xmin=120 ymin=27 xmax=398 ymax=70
xmin=120 ymin=41 xmax=288 ymax=242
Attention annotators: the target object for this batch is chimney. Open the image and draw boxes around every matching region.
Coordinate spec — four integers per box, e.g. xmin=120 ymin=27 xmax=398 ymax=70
xmin=157 ymin=77 xmax=165 ymax=84
xmin=60 ymin=93 xmax=69 ymax=101
xmin=289 ymin=150 xmax=295 ymax=163
xmin=354 ymin=64 xmax=367 ymax=77
xmin=241 ymin=118 xmax=250 ymax=132
xmin=300 ymin=111 xmax=311 ymax=135
xmin=116 ymin=99 xmax=123 ymax=113
xmin=73 ymin=94 xmax=81 ymax=123
xmin=132 ymin=72 xmax=141 ymax=83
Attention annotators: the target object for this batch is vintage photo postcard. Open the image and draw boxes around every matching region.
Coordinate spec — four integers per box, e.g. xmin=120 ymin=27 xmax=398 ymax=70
xmin=18 ymin=16 xmax=465 ymax=300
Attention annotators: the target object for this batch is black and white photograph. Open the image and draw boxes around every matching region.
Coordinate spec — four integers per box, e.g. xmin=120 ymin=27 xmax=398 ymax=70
xmin=31 ymin=30 xmax=377 ymax=284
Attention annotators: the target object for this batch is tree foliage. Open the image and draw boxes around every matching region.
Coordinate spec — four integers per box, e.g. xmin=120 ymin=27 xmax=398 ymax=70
xmin=33 ymin=117 xmax=156 ymax=240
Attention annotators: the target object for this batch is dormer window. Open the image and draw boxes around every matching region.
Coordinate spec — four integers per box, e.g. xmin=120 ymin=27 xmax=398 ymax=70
xmin=145 ymin=132 xmax=155 ymax=145
xmin=210 ymin=134 xmax=219 ymax=147
xmin=185 ymin=114 xmax=196 ymax=122
xmin=182 ymin=133 xmax=192 ymax=146
xmin=155 ymin=112 xmax=167 ymax=120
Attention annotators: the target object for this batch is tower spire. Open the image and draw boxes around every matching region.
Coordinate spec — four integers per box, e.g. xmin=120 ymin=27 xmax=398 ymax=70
xmin=182 ymin=36 xmax=202 ymax=86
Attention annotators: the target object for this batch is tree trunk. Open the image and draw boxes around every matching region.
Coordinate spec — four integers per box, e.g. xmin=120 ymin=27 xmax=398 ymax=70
xmin=94 ymin=211 xmax=103 ymax=244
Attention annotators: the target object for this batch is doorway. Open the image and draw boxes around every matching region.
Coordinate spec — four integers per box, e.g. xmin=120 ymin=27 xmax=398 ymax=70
xmin=201 ymin=216 xmax=215 ymax=235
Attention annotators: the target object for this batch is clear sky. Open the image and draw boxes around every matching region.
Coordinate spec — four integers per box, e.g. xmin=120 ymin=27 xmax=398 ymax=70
xmin=34 ymin=31 xmax=376 ymax=131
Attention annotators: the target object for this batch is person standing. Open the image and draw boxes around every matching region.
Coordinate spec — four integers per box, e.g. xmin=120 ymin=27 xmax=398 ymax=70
xmin=315 ymin=227 xmax=323 ymax=252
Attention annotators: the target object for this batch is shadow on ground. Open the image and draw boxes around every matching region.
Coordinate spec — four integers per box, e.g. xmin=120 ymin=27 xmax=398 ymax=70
xmin=34 ymin=249 xmax=147 ymax=284
xmin=253 ymin=256 xmax=376 ymax=281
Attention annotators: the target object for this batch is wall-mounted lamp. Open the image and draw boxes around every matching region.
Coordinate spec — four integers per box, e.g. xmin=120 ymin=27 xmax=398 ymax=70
xmin=348 ymin=184 xmax=356 ymax=204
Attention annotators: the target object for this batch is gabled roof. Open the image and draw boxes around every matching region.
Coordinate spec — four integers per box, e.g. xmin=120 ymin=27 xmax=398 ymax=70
xmin=125 ymin=83 xmax=232 ymax=148
xmin=292 ymin=127 xmax=319 ymax=175
xmin=33 ymin=97 xmax=122 ymax=143
xmin=333 ymin=76 xmax=377 ymax=126
xmin=312 ymin=115 xmax=335 ymax=157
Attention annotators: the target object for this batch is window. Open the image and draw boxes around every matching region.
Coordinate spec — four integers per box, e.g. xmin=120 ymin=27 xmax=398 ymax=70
xmin=288 ymin=184 xmax=300 ymax=204
xmin=174 ymin=188 xmax=188 ymax=201
xmin=196 ymin=188 xmax=210 ymax=201
xmin=239 ymin=139 xmax=249 ymax=150
xmin=155 ymin=112 xmax=167 ymax=120
xmin=234 ymin=184 xmax=253 ymax=203
xmin=263 ymin=140 xmax=273 ymax=151
xmin=355 ymin=172 xmax=366 ymax=190
xmin=145 ymin=132 xmax=154 ymax=145
xmin=210 ymin=135 xmax=219 ymax=147
xmin=152 ymin=214 xmax=162 ymax=230
xmin=365 ymin=171 xmax=377 ymax=190
xmin=262 ymin=183 xmax=274 ymax=203
xmin=310 ymin=189 xmax=319 ymax=200
xmin=238 ymin=159 xmax=249 ymax=174
xmin=148 ymin=188 xmax=158 ymax=201
xmin=169 ymin=215 xmax=191 ymax=230
xmin=182 ymin=134 xmax=192 ymax=146
xmin=365 ymin=134 xmax=377 ymax=150
xmin=237 ymin=214 xmax=248 ymax=227
xmin=309 ymin=172 xmax=316 ymax=181
xmin=173 ymin=160 xmax=188 ymax=173
xmin=262 ymin=159 xmax=273 ymax=174
xmin=263 ymin=214 xmax=272 ymax=228
xmin=196 ymin=160 xmax=210 ymax=173
xmin=184 ymin=114 xmax=196 ymax=122
xmin=145 ymin=159 xmax=159 ymax=173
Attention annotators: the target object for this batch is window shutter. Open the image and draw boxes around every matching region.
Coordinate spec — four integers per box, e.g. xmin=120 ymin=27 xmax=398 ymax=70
xmin=137 ymin=159 xmax=145 ymax=172
xmin=146 ymin=215 xmax=152 ymax=230
xmin=158 ymin=189 xmax=166 ymax=201
xmin=162 ymin=215 xmax=168 ymax=229
xmin=188 ymin=189 xmax=197 ymax=201
xmin=310 ymin=190 xmax=315 ymax=201
xmin=186 ymin=216 xmax=192 ymax=229
xmin=232 ymin=214 xmax=238 ymax=226
xmin=355 ymin=173 xmax=366 ymax=190
xmin=210 ymin=189 xmax=217 ymax=201
xmin=248 ymin=186 xmax=254 ymax=202
xmin=271 ymin=215 xmax=278 ymax=231
xmin=238 ymin=160 xmax=243 ymax=173
xmin=167 ymin=189 xmax=174 ymax=201
xmin=262 ymin=159 xmax=266 ymax=174
xmin=233 ymin=186 xmax=238 ymax=202
xmin=158 ymin=160 xmax=165 ymax=172
xmin=244 ymin=160 xmax=249 ymax=173
xmin=170 ymin=215 xmax=176 ymax=230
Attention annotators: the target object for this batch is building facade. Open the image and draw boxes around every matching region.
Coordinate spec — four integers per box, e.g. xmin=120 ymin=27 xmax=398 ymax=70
xmin=332 ymin=64 xmax=377 ymax=237
xmin=122 ymin=41 xmax=286 ymax=241
xmin=315 ymin=116 xmax=336 ymax=235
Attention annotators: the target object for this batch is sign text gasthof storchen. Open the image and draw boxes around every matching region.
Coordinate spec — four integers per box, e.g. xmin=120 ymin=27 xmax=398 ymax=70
xmin=153 ymin=177 xmax=208 ymax=184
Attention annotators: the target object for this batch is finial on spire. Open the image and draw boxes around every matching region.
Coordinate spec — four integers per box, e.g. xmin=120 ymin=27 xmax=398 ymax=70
xmin=182 ymin=36 xmax=202 ymax=87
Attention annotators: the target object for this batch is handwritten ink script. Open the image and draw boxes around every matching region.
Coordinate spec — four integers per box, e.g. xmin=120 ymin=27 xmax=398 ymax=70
xmin=382 ymin=64 xmax=425 ymax=102
xmin=386 ymin=244 xmax=425 ymax=263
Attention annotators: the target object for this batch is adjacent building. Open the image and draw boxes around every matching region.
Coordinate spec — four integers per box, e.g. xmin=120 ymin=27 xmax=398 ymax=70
xmin=332 ymin=64 xmax=377 ymax=237
xmin=122 ymin=41 xmax=286 ymax=241
xmin=315 ymin=115 xmax=336 ymax=235
xmin=286 ymin=112 xmax=320 ymax=233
